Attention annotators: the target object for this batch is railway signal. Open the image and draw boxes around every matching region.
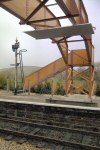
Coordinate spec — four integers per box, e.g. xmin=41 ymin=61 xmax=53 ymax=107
xmin=12 ymin=38 xmax=20 ymax=95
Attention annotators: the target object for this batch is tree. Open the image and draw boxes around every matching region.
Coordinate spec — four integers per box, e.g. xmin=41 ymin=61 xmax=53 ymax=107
xmin=31 ymin=81 xmax=51 ymax=94
xmin=0 ymin=73 xmax=7 ymax=89
xmin=35 ymin=84 xmax=44 ymax=94
xmin=95 ymin=85 xmax=100 ymax=96
xmin=43 ymin=81 xmax=51 ymax=94
xmin=55 ymin=82 xmax=65 ymax=95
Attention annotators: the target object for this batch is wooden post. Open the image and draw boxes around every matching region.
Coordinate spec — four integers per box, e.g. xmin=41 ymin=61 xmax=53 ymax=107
xmin=7 ymin=79 xmax=9 ymax=93
xmin=51 ymin=77 xmax=55 ymax=99
xmin=28 ymin=80 xmax=30 ymax=95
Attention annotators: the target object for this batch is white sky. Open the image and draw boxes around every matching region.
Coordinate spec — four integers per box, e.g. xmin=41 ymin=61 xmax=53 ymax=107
xmin=0 ymin=0 xmax=100 ymax=69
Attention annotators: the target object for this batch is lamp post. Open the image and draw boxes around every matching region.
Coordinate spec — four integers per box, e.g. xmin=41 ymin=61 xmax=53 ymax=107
xmin=12 ymin=39 xmax=20 ymax=95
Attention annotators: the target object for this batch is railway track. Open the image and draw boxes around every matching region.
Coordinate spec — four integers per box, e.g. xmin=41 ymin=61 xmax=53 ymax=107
xmin=0 ymin=101 xmax=100 ymax=149
xmin=0 ymin=116 xmax=100 ymax=150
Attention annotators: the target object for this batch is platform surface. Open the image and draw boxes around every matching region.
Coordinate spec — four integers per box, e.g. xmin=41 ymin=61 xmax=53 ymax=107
xmin=0 ymin=90 xmax=100 ymax=108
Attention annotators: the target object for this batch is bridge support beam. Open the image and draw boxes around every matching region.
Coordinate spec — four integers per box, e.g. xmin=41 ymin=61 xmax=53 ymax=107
xmin=66 ymin=47 xmax=69 ymax=96
xmin=70 ymin=66 xmax=74 ymax=94
xmin=66 ymin=65 xmax=69 ymax=96
xmin=89 ymin=66 xmax=94 ymax=98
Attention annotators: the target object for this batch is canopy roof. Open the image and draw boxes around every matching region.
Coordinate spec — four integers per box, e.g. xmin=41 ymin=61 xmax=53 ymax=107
xmin=0 ymin=0 xmax=93 ymax=64
xmin=25 ymin=23 xmax=94 ymax=39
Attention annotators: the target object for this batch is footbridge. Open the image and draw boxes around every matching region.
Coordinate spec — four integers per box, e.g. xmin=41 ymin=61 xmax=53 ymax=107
xmin=0 ymin=0 xmax=94 ymax=97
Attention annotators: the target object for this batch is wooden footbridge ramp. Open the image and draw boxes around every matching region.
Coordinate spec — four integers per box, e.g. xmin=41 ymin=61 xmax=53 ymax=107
xmin=24 ymin=49 xmax=89 ymax=88
xmin=0 ymin=0 xmax=94 ymax=97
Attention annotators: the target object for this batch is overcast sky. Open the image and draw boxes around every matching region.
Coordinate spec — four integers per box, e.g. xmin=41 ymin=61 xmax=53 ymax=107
xmin=0 ymin=0 xmax=99 ymax=69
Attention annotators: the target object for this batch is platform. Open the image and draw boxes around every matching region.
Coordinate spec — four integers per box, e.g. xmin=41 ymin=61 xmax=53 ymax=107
xmin=0 ymin=91 xmax=100 ymax=108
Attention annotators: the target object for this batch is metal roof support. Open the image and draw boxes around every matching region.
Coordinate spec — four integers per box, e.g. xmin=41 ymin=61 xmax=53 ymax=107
xmin=55 ymin=0 xmax=92 ymax=66
xmin=67 ymin=39 xmax=91 ymax=43
xmin=53 ymin=39 xmax=91 ymax=44
xmin=0 ymin=3 xmax=24 ymax=21
xmin=57 ymin=43 xmax=67 ymax=64
xmin=52 ymin=37 xmax=67 ymax=44
xmin=46 ymin=3 xmax=57 ymax=7
xmin=51 ymin=38 xmax=68 ymax=64
xmin=21 ymin=0 xmax=49 ymax=25
xmin=27 ymin=14 xmax=79 ymax=25
xmin=32 ymin=23 xmax=56 ymax=28
xmin=55 ymin=0 xmax=76 ymax=24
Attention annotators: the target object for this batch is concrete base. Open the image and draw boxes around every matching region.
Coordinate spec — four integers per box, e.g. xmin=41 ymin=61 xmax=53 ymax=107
xmin=46 ymin=98 xmax=97 ymax=107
